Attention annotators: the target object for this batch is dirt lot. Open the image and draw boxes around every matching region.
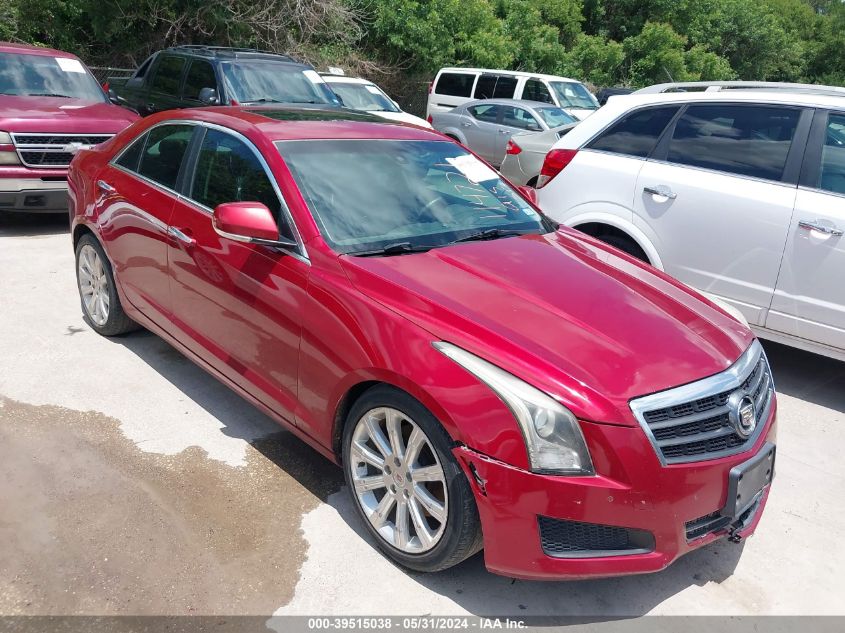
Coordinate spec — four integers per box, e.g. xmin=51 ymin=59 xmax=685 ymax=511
xmin=1 ymin=212 xmax=844 ymax=617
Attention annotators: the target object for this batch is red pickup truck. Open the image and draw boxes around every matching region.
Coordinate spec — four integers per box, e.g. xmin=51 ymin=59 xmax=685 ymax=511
xmin=0 ymin=42 xmax=138 ymax=214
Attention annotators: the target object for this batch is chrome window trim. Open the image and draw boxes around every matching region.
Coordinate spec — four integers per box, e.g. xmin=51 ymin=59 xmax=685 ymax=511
xmin=629 ymin=340 xmax=773 ymax=466
xmin=108 ymin=119 xmax=309 ymax=262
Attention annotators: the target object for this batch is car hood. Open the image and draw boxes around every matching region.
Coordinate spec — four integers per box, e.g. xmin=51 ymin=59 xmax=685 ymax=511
xmin=373 ymin=111 xmax=433 ymax=128
xmin=340 ymin=230 xmax=753 ymax=426
xmin=565 ymin=108 xmax=596 ymax=120
xmin=0 ymin=96 xmax=138 ymax=133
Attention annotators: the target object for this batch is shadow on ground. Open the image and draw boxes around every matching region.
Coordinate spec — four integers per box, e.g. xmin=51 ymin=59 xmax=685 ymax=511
xmin=0 ymin=211 xmax=69 ymax=237
xmin=100 ymin=328 xmax=845 ymax=616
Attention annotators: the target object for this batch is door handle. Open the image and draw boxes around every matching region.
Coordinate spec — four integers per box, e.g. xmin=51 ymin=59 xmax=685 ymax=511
xmin=644 ymin=185 xmax=677 ymax=200
xmin=96 ymin=179 xmax=115 ymax=193
xmin=798 ymin=220 xmax=844 ymax=236
xmin=167 ymin=226 xmax=196 ymax=246
xmin=461 ymin=121 xmax=471 ymax=127
xmin=498 ymin=129 xmax=509 ymax=134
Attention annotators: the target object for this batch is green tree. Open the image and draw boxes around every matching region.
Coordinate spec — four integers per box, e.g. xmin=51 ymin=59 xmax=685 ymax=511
xmin=622 ymin=22 xmax=691 ymax=85
xmin=561 ymin=34 xmax=624 ymax=86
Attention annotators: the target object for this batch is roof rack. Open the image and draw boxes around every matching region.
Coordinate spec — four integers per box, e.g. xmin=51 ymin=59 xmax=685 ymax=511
xmin=166 ymin=45 xmax=298 ymax=63
xmin=635 ymin=81 xmax=845 ymax=98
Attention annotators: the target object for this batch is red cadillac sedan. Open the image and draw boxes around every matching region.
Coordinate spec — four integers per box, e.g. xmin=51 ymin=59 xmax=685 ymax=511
xmin=68 ymin=106 xmax=776 ymax=580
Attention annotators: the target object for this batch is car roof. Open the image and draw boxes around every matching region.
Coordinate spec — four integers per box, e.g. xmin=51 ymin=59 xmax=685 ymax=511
xmin=0 ymin=41 xmax=79 ymax=59
xmin=459 ymin=98 xmax=563 ymax=110
xmin=437 ymin=67 xmax=580 ymax=83
xmin=159 ymin=106 xmax=443 ymax=141
xmin=320 ymin=75 xmax=373 ymax=85
xmin=605 ymin=89 xmax=845 ymax=110
xmin=162 ymin=45 xmax=302 ymax=65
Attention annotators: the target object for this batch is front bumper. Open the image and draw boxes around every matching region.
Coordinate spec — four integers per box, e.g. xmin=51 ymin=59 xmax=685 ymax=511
xmin=0 ymin=176 xmax=68 ymax=213
xmin=454 ymin=402 xmax=776 ymax=580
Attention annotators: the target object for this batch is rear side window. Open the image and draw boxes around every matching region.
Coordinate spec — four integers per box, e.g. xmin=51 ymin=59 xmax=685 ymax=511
xmin=114 ymin=135 xmax=146 ymax=172
xmin=183 ymin=60 xmax=216 ymax=101
xmin=668 ymin=105 xmax=800 ymax=181
xmin=819 ymin=113 xmax=845 ymax=195
xmin=588 ymin=106 xmax=679 ymax=158
xmin=189 ymin=128 xmax=290 ymax=238
xmin=434 ymin=73 xmax=474 ymax=97
xmin=137 ymin=124 xmax=194 ymax=190
xmin=473 ymin=74 xmax=517 ymax=100
xmin=523 ymin=79 xmax=554 ymax=104
xmin=468 ymin=104 xmax=499 ymax=123
xmin=150 ymin=56 xmax=185 ymax=95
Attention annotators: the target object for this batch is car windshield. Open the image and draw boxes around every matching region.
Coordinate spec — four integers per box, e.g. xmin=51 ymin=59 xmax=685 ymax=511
xmin=329 ymin=82 xmax=399 ymax=113
xmin=534 ymin=107 xmax=577 ymax=128
xmin=549 ymin=81 xmax=599 ymax=110
xmin=277 ymin=139 xmax=550 ymax=255
xmin=0 ymin=52 xmax=106 ymax=101
xmin=220 ymin=62 xmax=337 ymax=105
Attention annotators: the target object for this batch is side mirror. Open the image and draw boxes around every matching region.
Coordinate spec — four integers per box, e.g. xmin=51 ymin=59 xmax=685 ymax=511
xmin=212 ymin=202 xmax=297 ymax=248
xmin=516 ymin=185 xmax=538 ymax=205
xmin=107 ymin=87 xmax=121 ymax=105
xmin=198 ymin=87 xmax=219 ymax=105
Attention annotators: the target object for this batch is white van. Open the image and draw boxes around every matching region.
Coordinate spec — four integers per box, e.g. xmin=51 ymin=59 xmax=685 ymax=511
xmin=426 ymin=68 xmax=599 ymax=120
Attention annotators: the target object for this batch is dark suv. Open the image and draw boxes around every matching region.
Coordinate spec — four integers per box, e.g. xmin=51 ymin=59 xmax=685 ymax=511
xmin=108 ymin=46 xmax=340 ymax=116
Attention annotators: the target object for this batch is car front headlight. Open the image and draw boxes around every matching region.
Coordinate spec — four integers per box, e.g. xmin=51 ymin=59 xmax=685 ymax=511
xmin=434 ymin=342 xmax=594 ymax=475
xmin=0 ymin=131 xmax=20 ymax=165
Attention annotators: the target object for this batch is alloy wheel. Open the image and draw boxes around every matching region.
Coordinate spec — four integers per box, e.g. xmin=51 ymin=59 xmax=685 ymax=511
xmin=349 ymin=407 xmax=448 ymax=554
xmin=77 ymin=244 xmax=110 ymax=326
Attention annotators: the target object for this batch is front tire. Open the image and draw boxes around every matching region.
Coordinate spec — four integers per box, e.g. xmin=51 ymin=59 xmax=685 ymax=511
xmin=342 ymin=385 xmax=482 ymax=572
xmin=75 ymin=234 xmax=138 ymax=336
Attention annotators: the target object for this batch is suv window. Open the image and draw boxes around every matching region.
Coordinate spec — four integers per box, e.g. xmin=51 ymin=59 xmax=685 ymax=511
xmin=190 ymin=128 xmax=290 ymax=239
xmin=473 ymin=74 xmax=517 ymax=100
xmin=820 ymin=113 xmax=845 ymax=195
xmin=435 ymin=73 xmax=475 ymax=97
xmin=523 ymin=79 xmax=554 ymax=104
xmin=667 ymin=104 xmax=800 ymax=181
xmin=183 ymin=60 xmax=216 ymax=101
xmin=588 ymin=106 xmax=679 ymax=158
xmin=502 ymin=106 xmax=541 ymax=131
xmin=137 ymin=124 xmax=194 ymax=190
xmin=468 ymin=104 xmax=499 ymax=123
xmin=150 ymin=55 xmax=185 ymax=95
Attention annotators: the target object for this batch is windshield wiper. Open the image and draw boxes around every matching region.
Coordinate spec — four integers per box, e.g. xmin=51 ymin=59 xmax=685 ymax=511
xmin=242 ymin=98 xmax=284 ymax=104
xmin=449 ymin=228 xmax=527 ymax=244
xmin=350 ymin=242 xmax=436 ymax=257
xmin=28 ymin=93 xmax=73 ymax=98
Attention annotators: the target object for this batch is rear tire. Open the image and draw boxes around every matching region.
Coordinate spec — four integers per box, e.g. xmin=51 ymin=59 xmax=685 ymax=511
xmin=342 ymin=385 xmax=482 ymax=572
xmin=75 ymin=234 xmax=138 ymax=336
xmin=597 ymin=233 xmax=650 ymax=263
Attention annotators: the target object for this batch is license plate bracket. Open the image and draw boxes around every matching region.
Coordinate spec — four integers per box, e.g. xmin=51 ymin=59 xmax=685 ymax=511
xmin=723 ymin=442 xmax=776 ymax=519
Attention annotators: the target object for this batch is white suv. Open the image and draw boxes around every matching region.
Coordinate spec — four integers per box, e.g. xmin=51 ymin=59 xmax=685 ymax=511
xmin=536 ymin=90 xmax=845 ymax=362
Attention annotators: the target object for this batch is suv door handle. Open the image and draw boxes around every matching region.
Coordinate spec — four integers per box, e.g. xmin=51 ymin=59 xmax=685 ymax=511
xmin=498 ymin=129 xmax=509 ymax=134
xmin=96 ymin=180 xmax=115 ymax=193
xmin=461 ymin=121 xmax=471 ymax=127
xmin=798 ymin=220 xmax=844 ymax=236
xmin=644 ymin=185 xmax=677 ymax=200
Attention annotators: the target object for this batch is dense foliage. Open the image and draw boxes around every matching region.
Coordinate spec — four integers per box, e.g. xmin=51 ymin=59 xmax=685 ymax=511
xmin=3 ymin=0 xmax=845 ymax=88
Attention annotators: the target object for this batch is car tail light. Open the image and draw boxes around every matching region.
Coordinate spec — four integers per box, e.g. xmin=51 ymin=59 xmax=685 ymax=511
xmin=427 ymin=114 xmax=433 ymax=124
xmin=537 ymin=149 xmax=578 ymax=188
xmin=427 ymin=81 xmax=433 ymax=94
xmin=102 ymin=81 xmax=109 ymax=93
xmin=506 ymin=139 xmax=522 ymax=155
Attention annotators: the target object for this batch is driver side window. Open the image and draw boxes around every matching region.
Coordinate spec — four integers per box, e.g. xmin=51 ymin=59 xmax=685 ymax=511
xmin=189 ymin=128 xmax=293 ymax=240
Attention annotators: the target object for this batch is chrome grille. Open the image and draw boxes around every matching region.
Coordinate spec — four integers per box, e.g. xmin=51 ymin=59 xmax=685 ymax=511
xmin=11 ymin=133 xmax=113 ymax=168
xmin=630 ymin=340 xmax=774 ymax=465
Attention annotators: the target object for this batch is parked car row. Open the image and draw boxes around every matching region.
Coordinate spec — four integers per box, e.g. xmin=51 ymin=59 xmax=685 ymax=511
xmin=6 ymin=39 xmax=819 ymax=584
